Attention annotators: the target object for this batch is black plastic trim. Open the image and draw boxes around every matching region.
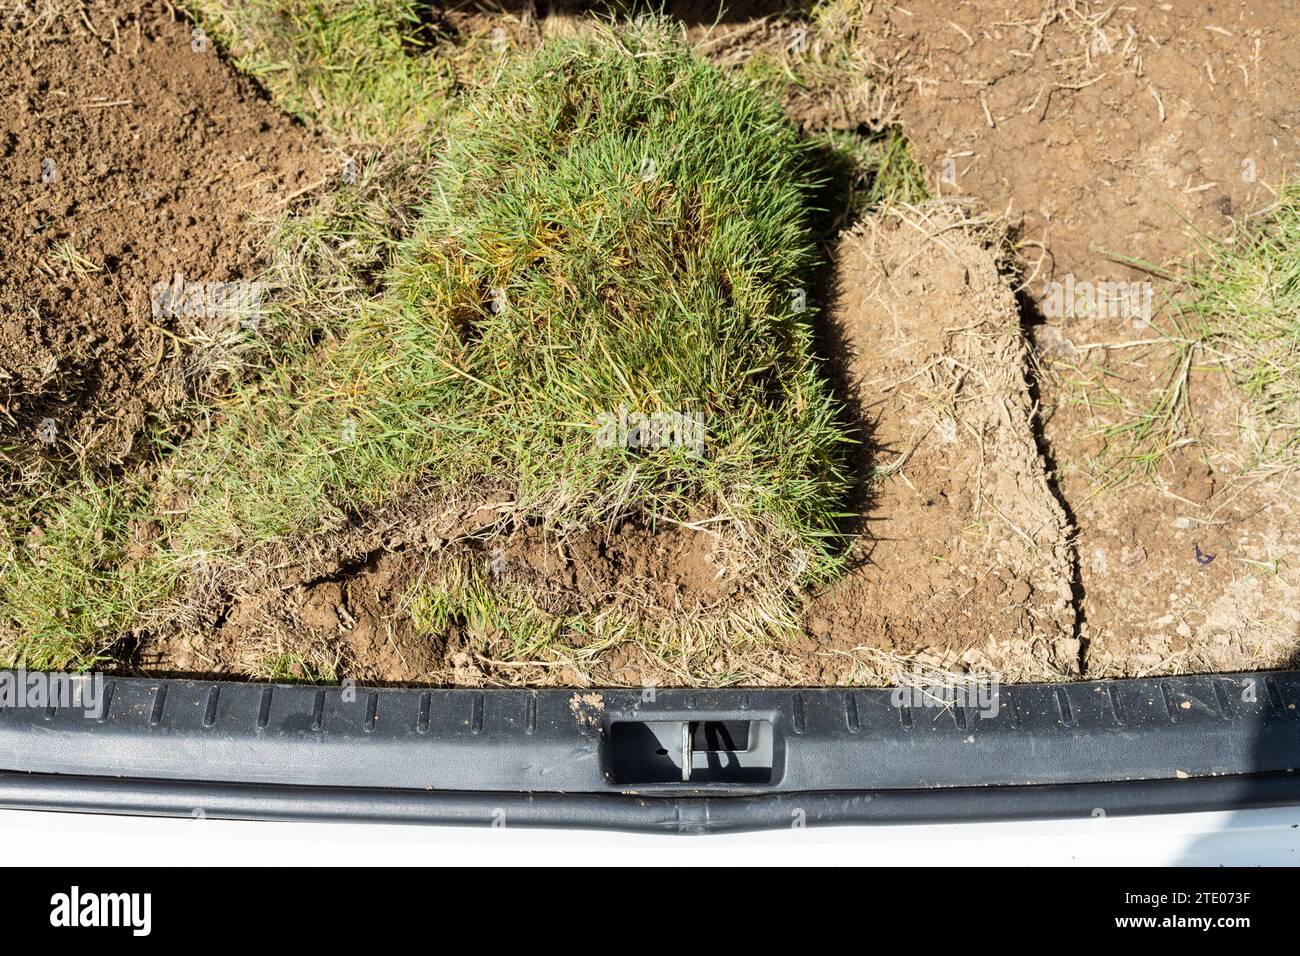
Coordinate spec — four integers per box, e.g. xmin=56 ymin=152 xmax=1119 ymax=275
xmin=0 ymin=671 xmax=1296 ymax=830
xmin=0 ymin=771 xmax=1298 ymax=833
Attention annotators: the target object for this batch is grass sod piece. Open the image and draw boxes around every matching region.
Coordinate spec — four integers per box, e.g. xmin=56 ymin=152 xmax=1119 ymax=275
xmin=181 ymin=0 xmax=457 ymax=143
xmin=174 ymin=21 xmax=848 ymax=577
xmin=1 ymin=23 xmax=850 ymax=670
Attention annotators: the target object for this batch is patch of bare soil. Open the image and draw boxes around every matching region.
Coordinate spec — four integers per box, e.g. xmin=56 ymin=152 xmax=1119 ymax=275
xmin=1041 ymin=356 xmax=1300 ymax=678
xmin=842 ymin=0 xmax=1300 ymax=677
xmin=0 ymin=0 xmax=326 ymax=490
xmin=801 ymin=204 xmax=1078 ymax=682
xmin=136 ymin=489 xmax=512 ymax=679
xmin=857 ymin=0 xmax=1300 ymax=285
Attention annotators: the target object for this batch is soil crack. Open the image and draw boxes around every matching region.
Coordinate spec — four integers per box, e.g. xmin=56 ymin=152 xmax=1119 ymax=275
xmin=1015 ymin=289 xmax=1088 ymax=674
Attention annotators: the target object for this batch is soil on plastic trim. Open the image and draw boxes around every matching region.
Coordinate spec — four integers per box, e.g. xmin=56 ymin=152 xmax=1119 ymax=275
xmin=5 ymin=0 xmax=1300 ymax=685
xmin=0 ymin=0 xmax=326 ymax=489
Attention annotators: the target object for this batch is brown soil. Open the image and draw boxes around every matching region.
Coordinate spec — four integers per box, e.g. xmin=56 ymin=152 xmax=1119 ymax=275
xmin=1041 ymin=348 xmax=1300 ymax=678
xmin=0 ymin=0 xmax=327 ymax=489
xmin=857 ymin=0 xmax=1300 ymax=285
xmin=841 ymin=0 xmax=1300 ymax=677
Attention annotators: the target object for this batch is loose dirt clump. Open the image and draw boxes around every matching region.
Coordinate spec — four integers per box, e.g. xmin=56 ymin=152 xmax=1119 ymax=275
xmin=136 ymin=488 xmax=510 ymax=680
xmin=153 ymin=551 xmax=444 ymax=683
xmin=0 ymin=0 xmax=326 ymax=491
xmin=496 ymin=522 xmax=737 ymax=616
xmin=568 ymin=691 xmax=605 ymax=731
xmin=802 ymin=203 xmax=1079 ymax=682
xmin=134 ymin=486 xmax=753 ymax=684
